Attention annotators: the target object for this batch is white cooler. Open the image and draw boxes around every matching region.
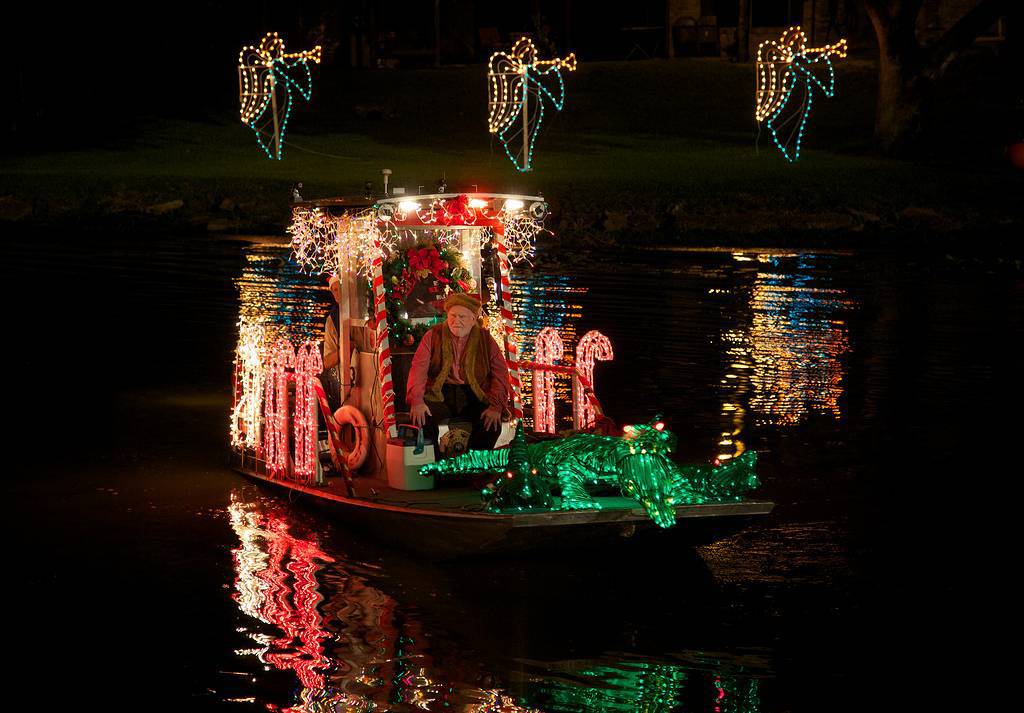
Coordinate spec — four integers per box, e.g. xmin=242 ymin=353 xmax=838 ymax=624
xmin=385 ymin=427 xmax=435 ymax=491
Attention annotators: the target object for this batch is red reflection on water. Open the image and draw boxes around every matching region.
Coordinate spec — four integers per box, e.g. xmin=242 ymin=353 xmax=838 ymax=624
xmin=230 ymin=498 xmax=334 ymax=692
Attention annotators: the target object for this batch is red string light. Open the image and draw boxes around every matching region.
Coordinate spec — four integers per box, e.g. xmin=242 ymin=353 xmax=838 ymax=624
xmin=263 ymin=339 xmax=295 ymax=475
xmin=574 ymin=330 xmax=613 ymax=430
xmin=532 ymin=327 xmax=564 ymax=434
xmin=292 ymin=342 xmax=323 ymax=483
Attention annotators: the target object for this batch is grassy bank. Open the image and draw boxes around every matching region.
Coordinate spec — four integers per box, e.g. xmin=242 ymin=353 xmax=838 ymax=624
xmin=2 ymin=59 xmax=1020 ymax=246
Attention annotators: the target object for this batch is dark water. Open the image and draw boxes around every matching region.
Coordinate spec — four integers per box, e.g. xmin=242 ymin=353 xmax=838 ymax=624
xmin=7 ymin=231 xmax=1019 ymax=711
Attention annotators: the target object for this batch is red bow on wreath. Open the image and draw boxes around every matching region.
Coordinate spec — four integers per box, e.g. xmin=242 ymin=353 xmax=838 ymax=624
xmin=408 ymin=247 xmax=449 ymax=283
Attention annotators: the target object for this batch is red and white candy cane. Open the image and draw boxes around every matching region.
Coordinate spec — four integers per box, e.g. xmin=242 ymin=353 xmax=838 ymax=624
xmin=311 ymin=379 xmax=344 ymax=471
xmin=370 ymin=236 xmax=398 ymax=438
xmin=532 ymin=327 xmax=563 ymax=433
xmin=492 ymin=223 xmax=523 ymax=420
xmin=292 ymin=342 xmax=323 ymax=484
xmin=575 ymin=330 xmax=613 ymax=430
xmin=311 ymin=379 xmax=358 ymax=497
xmin=263 ymin=339 xmax=295 ymax=476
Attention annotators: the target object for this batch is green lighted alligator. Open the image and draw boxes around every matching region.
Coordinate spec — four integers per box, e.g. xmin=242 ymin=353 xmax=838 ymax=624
xmin=419 ymin=417 xmax=759 ymax=528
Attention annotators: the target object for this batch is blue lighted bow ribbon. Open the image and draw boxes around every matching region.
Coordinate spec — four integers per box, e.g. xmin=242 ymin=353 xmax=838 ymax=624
xmin=767 ymin=52 xmax=841 ymax=163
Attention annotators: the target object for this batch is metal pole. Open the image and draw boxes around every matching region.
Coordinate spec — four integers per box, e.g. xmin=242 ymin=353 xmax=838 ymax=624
xmin=338 ymin=240 xmax=352 ymax=405
xmin=571 ymin=373 xmax=581 ymax=430
xmin=521 ymin=69 xmax=530 ymax=171
xmin=268 ymin=71 xmax=281 ymax=158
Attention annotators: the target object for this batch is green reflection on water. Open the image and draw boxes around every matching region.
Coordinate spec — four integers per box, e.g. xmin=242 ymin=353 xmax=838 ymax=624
xmin=525 ymin=660 xmax=759 ymax=713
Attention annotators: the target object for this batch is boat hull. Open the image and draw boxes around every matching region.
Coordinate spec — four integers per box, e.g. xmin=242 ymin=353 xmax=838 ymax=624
xmin=233 ymin=465 xmax=774 ymax=559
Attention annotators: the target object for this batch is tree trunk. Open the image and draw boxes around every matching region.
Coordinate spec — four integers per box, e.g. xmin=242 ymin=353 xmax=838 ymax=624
xmin=865 ymin=0 xmax=1010 ymax=156
xmin=865 ymin=1 xmax=928 ymax=155
xmin=874 ymin=62 xmax=934 ymax=156
xmin=871 ymin=31 xmax=932 ymax=155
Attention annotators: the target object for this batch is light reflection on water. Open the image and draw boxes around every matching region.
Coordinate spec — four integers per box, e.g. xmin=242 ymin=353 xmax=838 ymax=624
xmin=715 ymin=253 xmax=853 ymax=460
xmin=230 ymin=496 xmax=334 ymax=692
xmin=10 ymin=227 xmax=1013 ymax=712
xmin=224 ymin=494 xmax=763 ymax=712
xmin=227 ymin=246 xmax=862 ymax=711
xmin=512 ymin=274 xmax=587 ymax=433
xmin=225 ymin=494 xmax=495 ymax=711
xmin=236 ymin=244 xmax=330 ymax=344
xmin=235 ymin=247 xmax=854 ymax=446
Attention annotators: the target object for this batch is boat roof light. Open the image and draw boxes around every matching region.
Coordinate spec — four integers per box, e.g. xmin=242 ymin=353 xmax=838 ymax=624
xmin=376 ymin=192 xmax=544 ymax=206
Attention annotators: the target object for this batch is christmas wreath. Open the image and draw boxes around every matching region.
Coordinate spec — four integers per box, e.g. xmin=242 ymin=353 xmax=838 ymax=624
xmin=378 ymin=241 xmax=476 ymax=346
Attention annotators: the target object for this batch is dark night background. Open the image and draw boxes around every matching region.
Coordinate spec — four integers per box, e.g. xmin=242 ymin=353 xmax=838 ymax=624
xmin=8 ymin=1 xmax=1019 ymax=154
xmin=4 ymin=2 xmax=1021 ymax=712
xmin=10 ymin=1 xmax=648 ymax=146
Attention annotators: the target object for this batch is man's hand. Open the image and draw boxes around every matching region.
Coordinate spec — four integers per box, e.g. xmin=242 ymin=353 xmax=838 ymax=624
xmin=482 ymin=406 xmax=502 ymax=432
xmin=410 ymin=403 xmax=431 ymax=427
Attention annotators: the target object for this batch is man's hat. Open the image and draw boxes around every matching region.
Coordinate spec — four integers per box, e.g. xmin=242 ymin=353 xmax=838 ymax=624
xmin=443 ymin=292 xmax=482 ymax=316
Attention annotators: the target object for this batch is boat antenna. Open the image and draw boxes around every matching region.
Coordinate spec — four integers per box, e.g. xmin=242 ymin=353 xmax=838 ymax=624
xmin=381 ymin=168 xmax=392 ymax=196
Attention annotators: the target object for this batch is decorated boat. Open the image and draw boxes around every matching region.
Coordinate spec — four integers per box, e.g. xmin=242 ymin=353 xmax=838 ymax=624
xmin=229 ymin=191 xmax=773 ymax=558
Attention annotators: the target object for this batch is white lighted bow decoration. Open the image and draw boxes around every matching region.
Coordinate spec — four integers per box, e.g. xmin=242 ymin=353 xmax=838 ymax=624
xmin=238 ymin=32 xmax=322 ymax=160
xmin=487 ymin=37 xmax=577 ymax=172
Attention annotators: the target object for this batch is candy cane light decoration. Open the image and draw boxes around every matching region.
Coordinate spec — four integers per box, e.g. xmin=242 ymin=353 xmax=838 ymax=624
xmin=263 ymin=339 xmax=295 ymax=475
xmin=575 ymin=330 xmax=613 ymax=430
xmin=487 ymin=37 xmax=577 ymax=172
xmin=292 ymin=342 xmax=323 ymax=484
xmin=532 ymin=328 xmax=564 ymax=434
xmin=231 ymin=320 xmax=266 ymax=449
xmin=239 ymin=32 xmax=322 ymax=160
xmin=755 ymin=27 xmax=847 ymax=163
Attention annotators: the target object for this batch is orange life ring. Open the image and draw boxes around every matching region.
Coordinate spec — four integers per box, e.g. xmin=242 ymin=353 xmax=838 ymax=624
xmin=333 ymin=404 xmax=369 ymax=470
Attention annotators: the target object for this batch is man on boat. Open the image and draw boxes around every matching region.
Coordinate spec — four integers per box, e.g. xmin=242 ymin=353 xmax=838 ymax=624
xmin=407 ymin=293 xmax=510 ymax=452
